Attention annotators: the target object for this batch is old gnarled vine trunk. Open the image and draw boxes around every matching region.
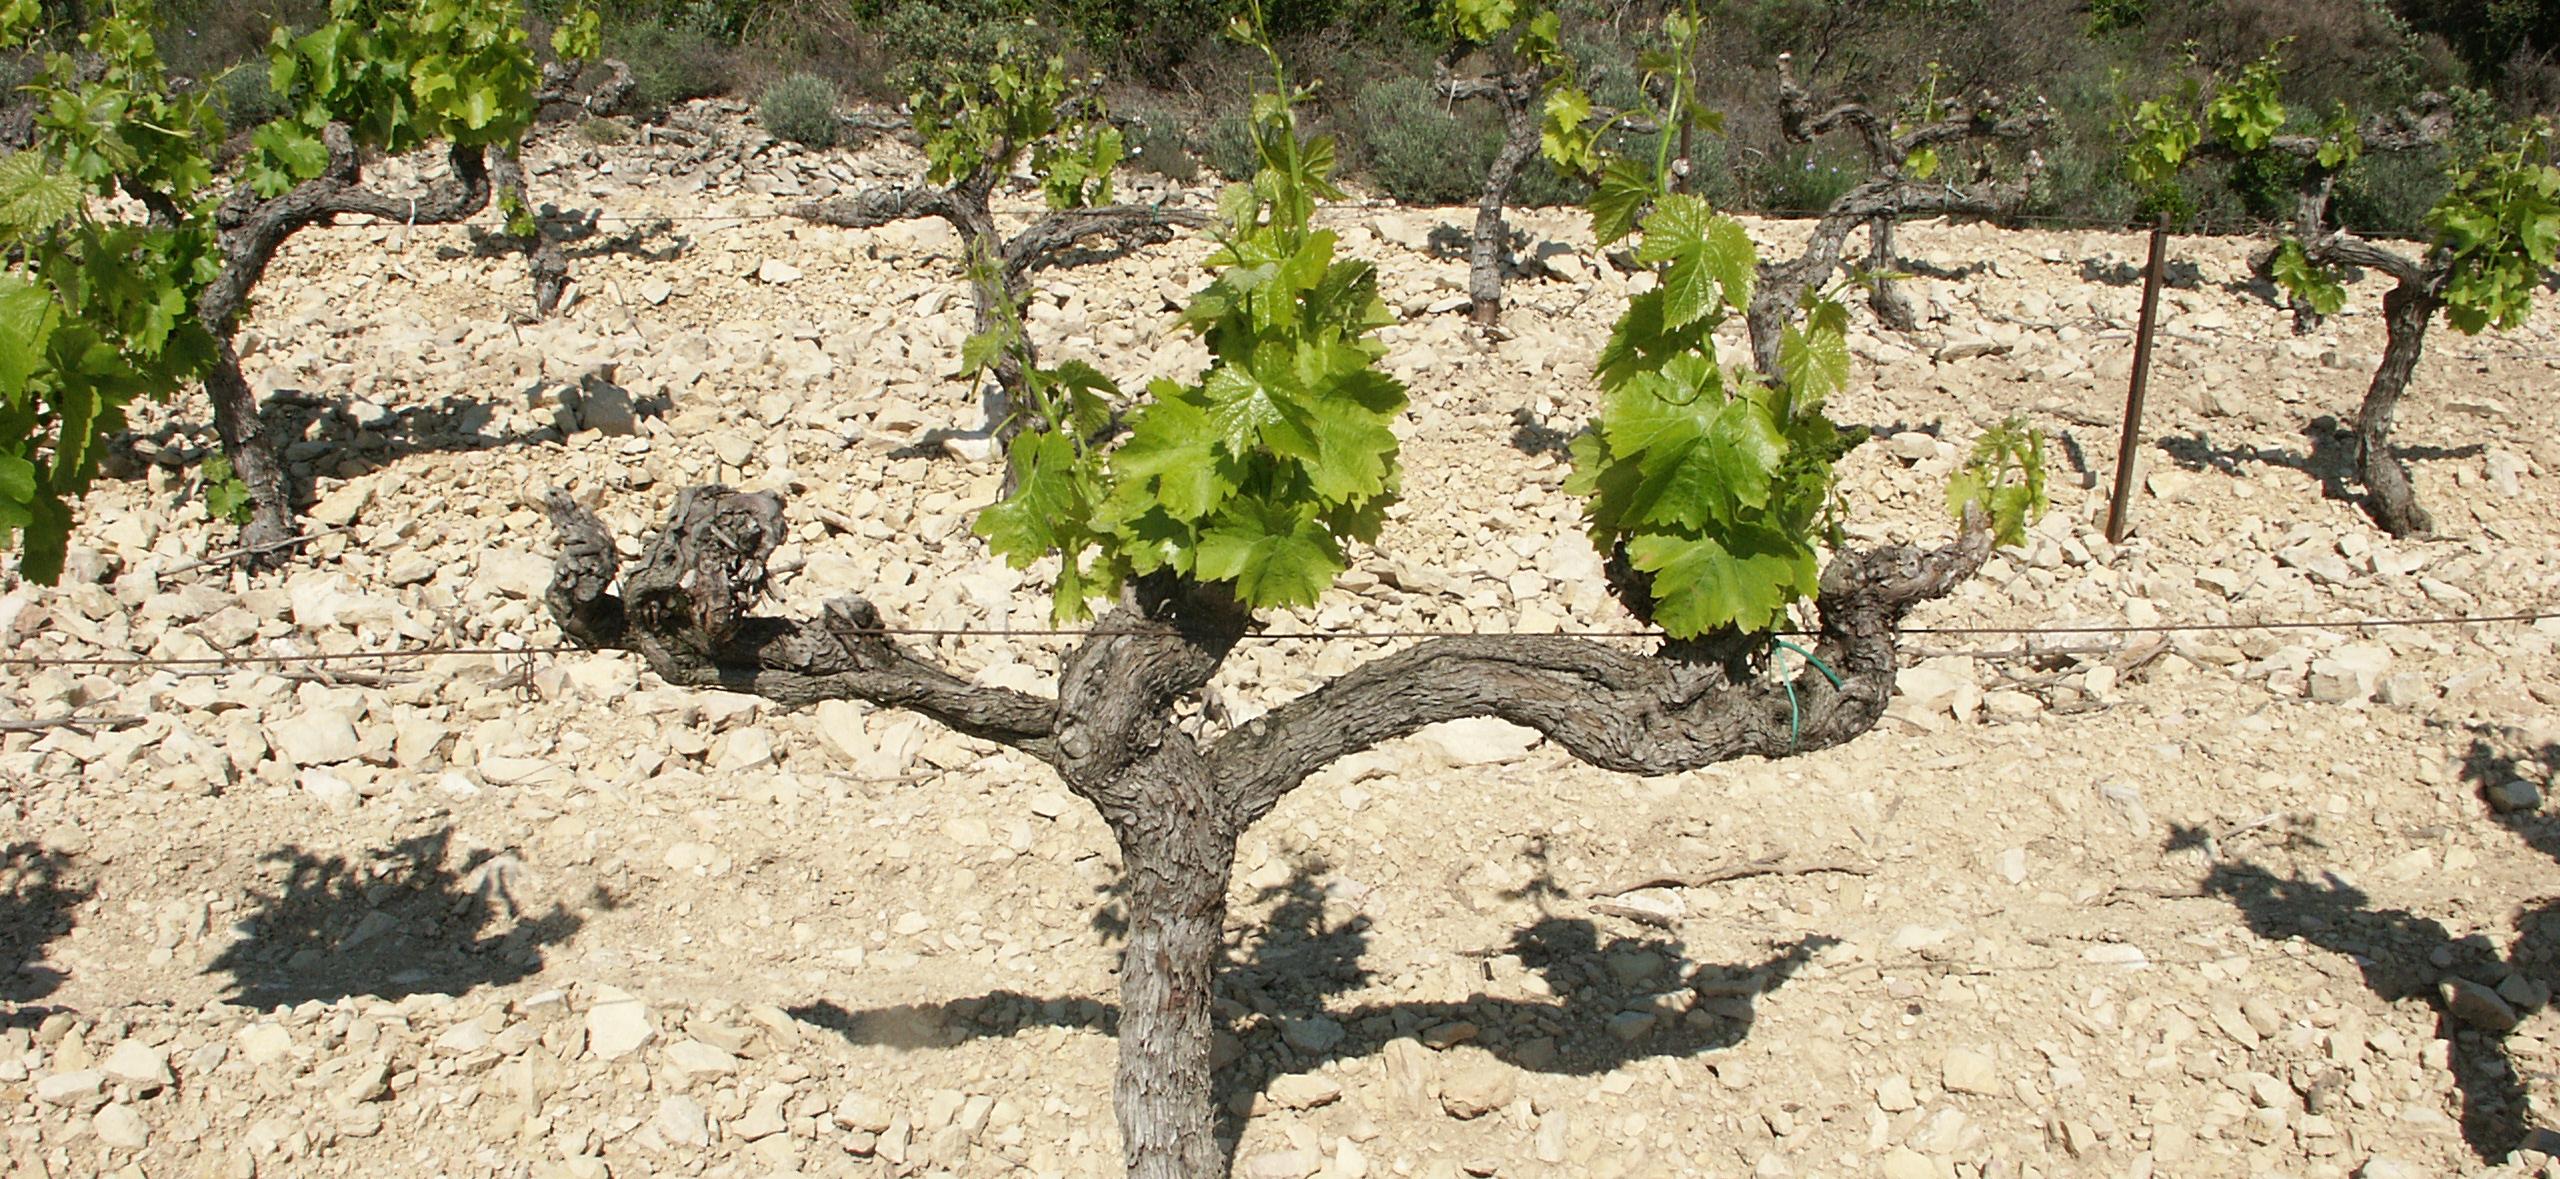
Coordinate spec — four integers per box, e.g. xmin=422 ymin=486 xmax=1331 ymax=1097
xmin=2356 ymin=277 xmax=2441 ymax=537
xmin=544 ymin=484 xmax=1990 ymax=1176
xmin=201 ymin=131 xmax=494 ymax=560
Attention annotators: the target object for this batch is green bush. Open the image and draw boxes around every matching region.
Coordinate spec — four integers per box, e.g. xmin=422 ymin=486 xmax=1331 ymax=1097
xmin=759 ymin=71 xmax=839 ymax=148
xmin=1352 ymin=76 xmax=1482 ymax=204
xmin=608 ymin=22 xmax=734 ymax=122
xmin=213 ymin=63 xmax=288 ymax=129
xmin=1741 ymin=141 xmax=1864 ymax=215
xmin=1200 ymin=114 xmax=1258 ymax=182
xmin=577 ymin=116 xmax=634 ymax=145
xmin=1123 ymin=114 xmax=1199 ymax=183
xmin=2332 ymin=148 xmax=2448 ymax=236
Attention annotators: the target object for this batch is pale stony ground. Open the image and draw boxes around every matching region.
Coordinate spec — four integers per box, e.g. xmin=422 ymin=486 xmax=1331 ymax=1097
xmin=4 ymin=103 xmax=2560 ymax=1179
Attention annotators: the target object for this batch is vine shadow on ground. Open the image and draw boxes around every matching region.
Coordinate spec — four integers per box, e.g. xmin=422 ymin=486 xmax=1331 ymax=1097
xmin=209 ymin=828 xmax=599 ymax=1008
xmin=1 ymin=843 xmax=90 ymax=1019
xmin=792 ymin=860 xmax=1837 ymax=1171
xmin=2076 ymin=256 xmax=2207 ymax=290
xmin=2188 ymin=733 xmax=2560 ymax=1161
xmin=2157 ymin=416 xmax=2483 ymax=510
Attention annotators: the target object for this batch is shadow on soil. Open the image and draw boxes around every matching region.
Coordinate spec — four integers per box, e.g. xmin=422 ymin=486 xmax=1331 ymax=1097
xmin=210 ymin=828 xmax=597 ymax=1008
xmin=2184 ymin=732 xmax=2560 ymax=1161
xmin=2157 ymin=416 xmax=2483 ymax=516
xmin=1 ymin=843 xmax=90 ymax=1017
xmin=792 ymin=859 xmax=1834 ymax=1170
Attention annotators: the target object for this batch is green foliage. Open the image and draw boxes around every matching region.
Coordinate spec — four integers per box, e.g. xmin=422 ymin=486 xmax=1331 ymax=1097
xmin=970 ymin=7 xmax=1407 ymax=621
xmin=2428 ymin=120 xmax=2560 ymax=334
xmin=1123 ymin=114 xmax=1198 ymax=184
xmin=2118 ymin=78 xmax=2202 ymax=194
xmin=758 ymin=71 xmax=838 ymax=147
xmin=2268 ymin=237 xmax=2347 ymax=315
xmin=246 ymin=0 xmax=543 ymax=198
xmin=1352 ymin=74 xmax=1585 ymax=207
xmin=2202 ymin=50 xmax=2286 ymax=155
xmin=214 ymin=61 xmax=291 ymax=127
xmin=601 ymin=20 xmax=731 ymax=121
xmin=1568 ymin=196 xmax=1855 ymax=637
xmin=2 ymin=0 xmax=545 ymax=580
xmin=1200 ymin=114 xmax=1258 ymax=182
xmin=1945 ymin=419 xmax=2047 ymax=548
xmin=911 ymin=36 xmax=1120 ymax=210
xmin=200 ymin=451 xmax=252 ymax=523
xmin=2 ymin=0 xmax=222 ymax=582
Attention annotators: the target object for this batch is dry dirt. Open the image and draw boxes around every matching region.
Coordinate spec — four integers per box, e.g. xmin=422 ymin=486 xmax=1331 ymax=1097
xmin=5 ymin=103 xmax=2560 ymax=1179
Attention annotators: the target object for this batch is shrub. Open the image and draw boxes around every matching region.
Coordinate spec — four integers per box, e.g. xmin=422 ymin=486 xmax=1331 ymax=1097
xmin=759 ymin=71 xmax=838 ymax=148
xmin=576 ymin=116 xmax=634 ymax=145
xmin=1199 ymin=113 xmax=1258 ymax=182
xmin=1740 ymin=140 xmax=1864 ymax=215
xmin=2332 ymin=147 xmax=2447 ymax=237
xmin=608 ymin=21 xmax=734 ymax=122
xmin=1350 ymin=75 xmax=1484 ymax=205
xmin=1122 ymin=113 xmax=1199 ymax=183
xmin=213 ymin=63 xmax=288 ymax=128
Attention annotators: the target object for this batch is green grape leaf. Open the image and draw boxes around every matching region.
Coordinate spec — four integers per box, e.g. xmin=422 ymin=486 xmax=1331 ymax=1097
xmin=0 ymin=150 xmax=84 ymax=234
xmin=0 ymin=274 xmax=58 ymax=397
xmin=1626 ymin=526 xmax=1815 ymax=637
xmin=1946 ymin=418 xmax=2048 ymax=546
xmin=1108 ymin=390 xmax=1229 ymax=522
xmin=1778 ymin=318 xmax=1849 ymax=405
xmin=0 ymin=452 xmax=34 ymax=504
xmin=1589 ymin=157 xmax=1655 ymax=248
xmin=975 ymin=430 xmax=1087 ymax=564
xmin=1194 ymin=500 xmax=1341 ymax=609
xmin=1904 ymin=145 xmax=1939 ymax=181
xmin=2268 ymin=238 xmax=2346 ymax=316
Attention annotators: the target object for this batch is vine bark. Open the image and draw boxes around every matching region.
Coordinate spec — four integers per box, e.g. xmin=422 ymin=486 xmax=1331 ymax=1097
xmin=545 ymin=484 xmax=1992 ymax=1176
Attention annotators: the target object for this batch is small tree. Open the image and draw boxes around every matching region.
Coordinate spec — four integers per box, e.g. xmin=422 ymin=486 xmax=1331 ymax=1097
xmin=488 ymin=31 xmax=631 ymax=321
xmin=790 ymin=34 xmax=1208 ymax=448
xmin=0 ymin=0 xmax=568 ymax=572
xmin=2125 ymin=57 xmax=2553 ymax=536
xmin=1429 ymin=0 xmax=1576 ymax=327
xmin=549 ymin=7 xmax=2045 ymax=1175
xmin=2119 ymin=48 xmax=2453 ymax=329
xmin=1754 ymin=53 xmax=2052 ymax=375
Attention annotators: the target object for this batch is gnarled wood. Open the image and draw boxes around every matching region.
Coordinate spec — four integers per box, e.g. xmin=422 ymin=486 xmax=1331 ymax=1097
xmin=542 ymin=488 xmax=1061 ymax=756
xmin=2301 ymin=230 xmax=2448 ymax=536
xmin=545 ymin=485 xmax=1995 ymax=1178
xmin=1762 ymin=54 xmax=2050 ymax=379
xmin=200 ymin=126 xmax=495 ymax=560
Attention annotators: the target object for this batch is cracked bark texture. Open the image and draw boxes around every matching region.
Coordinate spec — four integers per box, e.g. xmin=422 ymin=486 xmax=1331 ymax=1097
xmin=1435 ymin=58 xmax=1549 ymax=327
xmin=546 ymin=484 xmax=1992 ymax=1178
xmin=1762 ymin=53 xmax=2051 ymax=378
xmin=201 ymin=126 xmax=494 ymax=561
xmin=2301 ymin=231 xmax=2446 ymax=536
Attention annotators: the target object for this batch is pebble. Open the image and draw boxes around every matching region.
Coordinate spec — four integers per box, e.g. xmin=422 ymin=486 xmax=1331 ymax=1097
xmin=2441 ymin=978 xmax=2521 ymax=1032
xmin=1942 ymin=1047 xmax=2001 ymax=1096
xmin=2489 ymin=778 xmax=2543 ymax=812
xmin=654 ymin=1094 xmax=711 ymax=1147
xmin=586 ymin=986 xmax=655 ymax=1059
xmin=100 ymin=1040 xmax=171 ymax=1088
xmin=1438 ymin=1061 xmax=1515 ymax=1119
xmin=91 ymin=1102 xmax=149 ymax=1149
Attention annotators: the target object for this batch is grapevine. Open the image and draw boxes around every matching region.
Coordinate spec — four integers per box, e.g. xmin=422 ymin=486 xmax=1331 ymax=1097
xmin=2122 ymin=47 xmax=2550 ymax=535
xmin=975 ymin=9 xmax=1405 ymax=620
xmin=1 ymin=0 xmax=222 ymax=582
xmin=791 ymin=29 xmax=1202 ymax=446
xmin=2 ymin=0 xmax=552 ymax=577
xmin=1551 ymin=3 xmax=2042 ymax=639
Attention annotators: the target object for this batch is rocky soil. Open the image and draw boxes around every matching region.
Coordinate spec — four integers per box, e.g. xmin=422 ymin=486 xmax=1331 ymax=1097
xmin=5 ymin=101 xmax=2560 ymax=1179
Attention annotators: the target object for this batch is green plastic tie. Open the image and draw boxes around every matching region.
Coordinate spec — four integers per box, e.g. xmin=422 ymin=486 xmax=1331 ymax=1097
xmin=1771 ymin=639 xmax=1844 ymax=750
